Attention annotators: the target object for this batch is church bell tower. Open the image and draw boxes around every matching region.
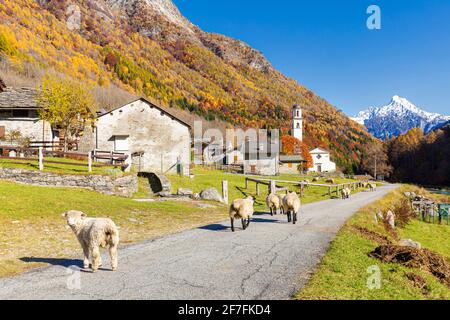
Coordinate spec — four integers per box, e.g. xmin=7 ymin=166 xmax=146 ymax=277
xmin=292 ymin=104 xmax=303 ymax=142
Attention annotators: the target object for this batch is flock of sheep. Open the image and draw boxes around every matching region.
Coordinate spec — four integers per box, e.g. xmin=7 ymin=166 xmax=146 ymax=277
xmin=62 ymin=179 xmax=378 ymax=273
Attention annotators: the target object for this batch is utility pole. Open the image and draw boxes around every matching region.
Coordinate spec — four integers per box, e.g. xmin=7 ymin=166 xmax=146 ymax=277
xmin=374 ymin=155 xmax=377 ymax=180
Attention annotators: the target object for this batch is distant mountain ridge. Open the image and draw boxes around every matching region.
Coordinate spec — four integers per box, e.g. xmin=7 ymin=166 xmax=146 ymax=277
xmin=352 ymin=95 xmax=450 ymax=140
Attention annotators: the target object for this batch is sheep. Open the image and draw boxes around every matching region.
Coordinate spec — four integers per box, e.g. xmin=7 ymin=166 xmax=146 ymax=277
xmin=229 ymin=196 xmax=255 ymax=232
xmin=361 ymin=181 xmax=369 ymax=188
xmin=325 ymin=178 xmax=335 ymax=184
xmin=266 ymin=193 xmax=282 ymax=216
xmin=282 ymin=191 xmax=301 ymax=224
xmin=341 ymin=187 xmax=351 ymax=199
xmin=368 ymin=183 xmax=377 ymax=192
xmin=312 ymin=177 xmax=319 ymax=182
xmin=62 ymin=210 xmax=119 ymax=273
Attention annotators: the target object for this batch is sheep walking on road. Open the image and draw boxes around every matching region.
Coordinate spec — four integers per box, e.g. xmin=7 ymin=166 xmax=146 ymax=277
xmin=341 ymin=187 xmax=351 ymax=199
xmin=266 ymin=193 xmax=282 ymax=216
xmin=368 ymin=183 xmax=377 ymax=192
xmin=229 ymin=196 xmax=255 ymax=232
xmin=282 ymin=191 xmax=301 ymax=224
xmin=63 ymin=210 xmax=119 ymax=273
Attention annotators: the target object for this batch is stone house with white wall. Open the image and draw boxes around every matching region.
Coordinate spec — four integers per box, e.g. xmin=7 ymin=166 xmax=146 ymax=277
xmin=82 ymin=98 xmax=191 ymax=176
xmin=0 ymin=87 xmax=55 ymax=143
xmin=308 ymin=147 xmax=336 ymax=173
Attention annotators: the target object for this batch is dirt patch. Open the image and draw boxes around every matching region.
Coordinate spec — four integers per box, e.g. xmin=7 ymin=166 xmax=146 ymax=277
xmin=369 ymin=245 xmax=450 ymax=287
xmin=351 ymin=225 xmax=392 ymax=245
xmin=404 ymin=272 xmax=430 ymax=295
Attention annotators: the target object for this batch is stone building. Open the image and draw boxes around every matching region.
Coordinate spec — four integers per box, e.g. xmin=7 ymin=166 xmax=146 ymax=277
xmin=0 ymin=87 xmax=55 ymax=142
xmin=82 ymin=98 xmax=191 ymax=176
xmin=308 ymin=147 xmax=336 ymax=173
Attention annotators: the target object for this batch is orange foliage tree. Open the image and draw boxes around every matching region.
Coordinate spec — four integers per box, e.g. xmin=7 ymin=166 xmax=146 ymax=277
xmin=281 ymin=136 xmax=313 ymax=170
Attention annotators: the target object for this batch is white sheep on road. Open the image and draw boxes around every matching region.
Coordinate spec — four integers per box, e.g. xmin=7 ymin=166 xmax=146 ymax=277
xmin=266 ymin=193 xmax=282 ymax=216
xmin=62 ymin=210 xmax=119 ymax=273
xmin=229 ymin=196 xmax=255 ymax=232
xmin=282 ymin=191 xmax=301 ymax=224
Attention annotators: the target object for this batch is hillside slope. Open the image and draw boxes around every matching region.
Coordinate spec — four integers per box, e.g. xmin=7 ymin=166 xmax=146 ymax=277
xmin=0 ymin=0 xmax=376 ymax=169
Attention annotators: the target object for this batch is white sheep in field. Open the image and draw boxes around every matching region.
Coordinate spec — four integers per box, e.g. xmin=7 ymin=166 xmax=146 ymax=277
xmin=282 ymin=191 xmax=301 ymax=224
xmin=229 ymin=196 xmax=255 ymax=232
xmin=341 ymin=187 xmax=351 ymax=199
xmin=368 ymin=183 xmax=377 ymax=192
xmin=62 ymin=210 xmax=119 ymax=273
xmin=266 ymin=193 xmax=282 ymax=216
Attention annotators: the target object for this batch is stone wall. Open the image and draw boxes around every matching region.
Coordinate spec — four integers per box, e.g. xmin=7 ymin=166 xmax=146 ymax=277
xmin=0 ymin=168 xmax=138 ymax=197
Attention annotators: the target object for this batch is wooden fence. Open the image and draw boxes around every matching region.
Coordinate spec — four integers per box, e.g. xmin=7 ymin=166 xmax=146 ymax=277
xmin=245 ymin=177 xmax=362 ymax=198
xmin=0 ymin=147 xmax=127 ymax=172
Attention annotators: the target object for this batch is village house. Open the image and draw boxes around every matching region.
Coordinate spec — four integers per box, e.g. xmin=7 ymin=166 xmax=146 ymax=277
xmin=279 ymin=155 xmax=305 ymax=174
xmin=0 ymin=87 xmax=56 ymax=146
xmin=308 ymin=147 xmax=336 ymax=173
xmin=81 ymin=98 xmax=191 ymax=176
xmin=243 ymin=139 xmax=279 ymax=176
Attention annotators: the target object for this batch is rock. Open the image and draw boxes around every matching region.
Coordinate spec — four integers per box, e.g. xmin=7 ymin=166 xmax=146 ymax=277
xmin=398 ymin=239 xmax=422 ymax=249
xmin=386 ymin=210 xmax=395 ymax=229
xmin=200 ymin=187 xmax=223 ymax=202
xmin=177 ymin=188 xmax=193 ymax=196
xmin=191 ymin=193 xmax=201 ymax=200
xmin=158 ymin=191 xmax=172 ymax=197
xmin=376 ymin=210 xmax=384 ymax=222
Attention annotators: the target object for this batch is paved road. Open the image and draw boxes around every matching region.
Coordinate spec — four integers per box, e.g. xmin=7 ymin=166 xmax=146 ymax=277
xmin=0 ymin=184 xmax=398 ymax=300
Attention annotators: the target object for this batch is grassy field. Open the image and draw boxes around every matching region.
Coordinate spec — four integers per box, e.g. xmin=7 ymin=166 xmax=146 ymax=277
xmin=166 ymin=166 xmax=364 ymax=211
xmin=0 ymin=157 xmax=118 ymax=175
xmin=296 ymin=185 xmax=450 ymax=300
xmin=0 ymin=180 xmax=228 ymax=278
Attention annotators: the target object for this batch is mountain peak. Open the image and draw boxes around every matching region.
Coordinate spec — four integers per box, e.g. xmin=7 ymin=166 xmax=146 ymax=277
xmin=352 ymin=96 xmax=450 ymax=139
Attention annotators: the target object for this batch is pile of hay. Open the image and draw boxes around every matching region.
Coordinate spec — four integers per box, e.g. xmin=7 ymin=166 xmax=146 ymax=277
xmin=369 ymin=245 xmax=450 ymax=287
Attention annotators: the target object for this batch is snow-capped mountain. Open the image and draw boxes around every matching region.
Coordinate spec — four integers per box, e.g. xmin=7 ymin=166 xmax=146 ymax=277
xmin=352 ymin=95 xmax=450 ymax=140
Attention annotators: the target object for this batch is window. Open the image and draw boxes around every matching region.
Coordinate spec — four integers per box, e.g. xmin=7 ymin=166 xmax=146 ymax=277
xmin=296 ymin=123 xmax=300 ymax=129
xmin=12 ymin=110 xmax=29 ymax=118
xmin=288 ymin=163 xmax=293 ymax=168
xmin=296 ymin=111 xmax=299 ymax=117
xmin=114 ymin=136 xmax=129 ymax=151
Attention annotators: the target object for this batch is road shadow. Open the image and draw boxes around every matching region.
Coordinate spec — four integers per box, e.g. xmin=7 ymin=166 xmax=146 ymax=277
xmin=20 ymin=257 xmax=83 ymax=268
xmin=199 ymin=213 xmax=280 ymax=233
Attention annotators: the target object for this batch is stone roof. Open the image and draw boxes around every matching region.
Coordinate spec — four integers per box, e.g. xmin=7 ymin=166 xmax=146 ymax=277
xmin=279 ymin=154 xmax=305 ymax=163
xmin=0 ymin=87 xmax=38 ymax=109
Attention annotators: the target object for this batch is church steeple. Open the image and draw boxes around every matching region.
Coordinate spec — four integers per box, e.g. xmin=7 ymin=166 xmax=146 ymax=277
xmin=292 ymin=104 xmax=303 ymax=142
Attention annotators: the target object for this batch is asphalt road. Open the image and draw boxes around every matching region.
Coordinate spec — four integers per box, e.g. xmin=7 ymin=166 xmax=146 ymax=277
xmin=0 ymin=184 xmax=398 ymax=300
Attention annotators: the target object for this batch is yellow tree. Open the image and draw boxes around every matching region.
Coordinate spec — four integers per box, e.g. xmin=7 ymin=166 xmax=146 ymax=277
xmin=37 ymin=74 xmax=97 ymax=151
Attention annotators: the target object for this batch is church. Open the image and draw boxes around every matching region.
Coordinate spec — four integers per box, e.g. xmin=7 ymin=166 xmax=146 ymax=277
xmin=284 ymin=104 xmax=336 ymax=173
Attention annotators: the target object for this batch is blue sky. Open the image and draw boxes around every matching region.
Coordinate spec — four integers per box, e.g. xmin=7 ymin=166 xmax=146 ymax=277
xmin=173 ymin=0 xmax=450 ymax=116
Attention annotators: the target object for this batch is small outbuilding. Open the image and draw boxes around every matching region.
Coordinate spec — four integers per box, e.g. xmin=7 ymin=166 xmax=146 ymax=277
xmin=308 ymin=147 xmax=336 ymax=173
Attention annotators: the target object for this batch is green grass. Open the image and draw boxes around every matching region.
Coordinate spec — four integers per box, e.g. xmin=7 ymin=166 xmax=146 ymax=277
xmin=166 ymin=166 xmax=363 ymax=211
xmin=0 ymin=157 xmax=117 ymax=175
xmin=296 ymin=185 xmax=450 ymax=300
xmin=0 ymin=180 xmax=227 ymax=278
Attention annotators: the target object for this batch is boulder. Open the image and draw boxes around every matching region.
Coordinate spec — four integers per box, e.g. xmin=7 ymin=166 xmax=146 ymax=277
xmin=177 ymin=188 xmax=193 ymax=196
xmin=200 ymin=188 xmax=223 ymax=202
xmin=398 ymin=239 xmax=422 ymax=249
xmin=190 ymin=193 xmax=201 ymax=200
xmin=386 ymin=210 xmax=395 ymax=229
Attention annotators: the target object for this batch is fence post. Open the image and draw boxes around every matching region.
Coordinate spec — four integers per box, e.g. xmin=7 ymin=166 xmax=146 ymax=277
xmin=245 ymin=178 xmax=249 ymax=189
xmin=270 ymin=180 xmax=276 ymax=194
xmin=38 ymin=147 xmax=44 ymax=171
xmin=88 ymin=151 xmax=92 ymax=173
xmin=256 ymin=182 xmax=260 ymax=196
xmin=222 ymin=180 xmax=229 ymax=205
